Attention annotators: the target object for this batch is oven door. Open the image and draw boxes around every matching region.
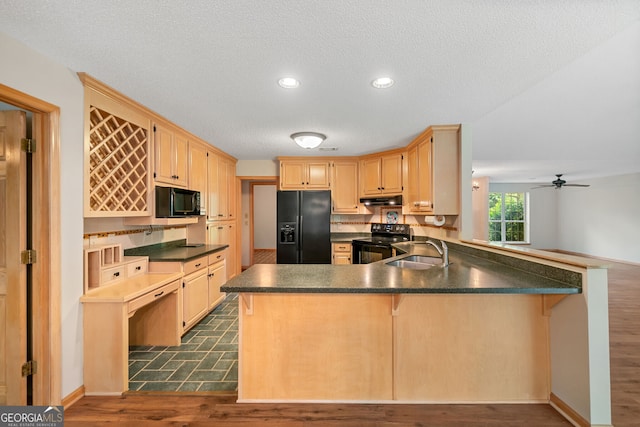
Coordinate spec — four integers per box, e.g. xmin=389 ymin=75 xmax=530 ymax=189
xmin=352 ymin=241 xmax=393 ymax=264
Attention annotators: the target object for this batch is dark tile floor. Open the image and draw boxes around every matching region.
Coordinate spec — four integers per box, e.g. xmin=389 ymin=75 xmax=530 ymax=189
xmin=128 ymin=294 xmax=238 ymax=392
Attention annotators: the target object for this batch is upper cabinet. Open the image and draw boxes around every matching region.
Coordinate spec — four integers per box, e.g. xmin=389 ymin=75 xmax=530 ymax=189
xmin=404 ymin=125 xmax=460 ymax=215
xmin=279 ymin=159 xmax=330 ymax=190
xmin=360 ymin=152 xmax=403 ymax=196
xmin=153 ymin=122 xmax=188 ymax=188
xmin=207 ymin=151 xmax=237 ymax=221
xmin=81 ymin=74 xmax=152 ymax=217
xmin=331 ymin=160 xmax=360 ymax=214
xmin=188 ymin=141 xmax=208 ymax=206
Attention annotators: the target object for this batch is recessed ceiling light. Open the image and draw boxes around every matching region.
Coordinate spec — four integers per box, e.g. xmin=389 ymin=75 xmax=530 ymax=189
xmin=278 ymin=77 xmax=300 ymax=89
xmin=371 ymin=77 xmax=394 ymax=89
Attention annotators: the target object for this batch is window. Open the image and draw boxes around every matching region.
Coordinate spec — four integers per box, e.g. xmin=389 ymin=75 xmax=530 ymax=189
xmin=488 ymin=192 xmax=529 ymax=243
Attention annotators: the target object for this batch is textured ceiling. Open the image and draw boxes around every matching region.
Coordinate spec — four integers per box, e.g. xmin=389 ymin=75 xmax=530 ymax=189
xmin=0 ymin=0 xmax=638 ymax=183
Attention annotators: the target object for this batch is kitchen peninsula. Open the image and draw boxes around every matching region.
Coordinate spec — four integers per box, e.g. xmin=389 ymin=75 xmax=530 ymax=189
xmin=221 ymin=239 xmax=611 ymax=426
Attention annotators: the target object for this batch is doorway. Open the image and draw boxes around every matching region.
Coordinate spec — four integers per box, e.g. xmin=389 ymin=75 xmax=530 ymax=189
xmin=0 ymin=86 xmax=61 ymax=405
xmin=239 ymin=177 xmax=277 ymax=269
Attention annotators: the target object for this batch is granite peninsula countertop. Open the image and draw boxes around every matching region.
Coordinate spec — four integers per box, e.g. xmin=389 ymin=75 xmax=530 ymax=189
xmin=221 ymin=240 xmax=582 ymax=295
xmin=124 ymin=239 xmax=228 ymax=262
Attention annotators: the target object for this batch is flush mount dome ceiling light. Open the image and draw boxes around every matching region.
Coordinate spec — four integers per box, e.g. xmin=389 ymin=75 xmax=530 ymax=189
xmin=278 ymin=77 xmax=300 ymax=88
xmin=371 ymin=77 xmax=394 ymax=89
xmin=291 ymin=132 xmax=326 ymax=149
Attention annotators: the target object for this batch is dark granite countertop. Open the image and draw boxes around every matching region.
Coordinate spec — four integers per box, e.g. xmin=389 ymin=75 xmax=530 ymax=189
xmin=221 ymin=240 xmax=582 ymax=295
xmin=124 ymin=239 xmax=228 ymax=262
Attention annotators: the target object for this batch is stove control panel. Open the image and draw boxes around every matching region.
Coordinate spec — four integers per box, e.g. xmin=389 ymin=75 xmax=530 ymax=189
xmin=370 ymin=222 xmax=410 ymax=236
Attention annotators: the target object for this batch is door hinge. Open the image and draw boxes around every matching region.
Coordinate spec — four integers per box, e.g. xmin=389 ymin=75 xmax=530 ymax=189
xmin=21 ymin=249 xmax=37 ymax=265
xmin=22 ymin=360 xmax=37 ymax=377
xmin=21 ymin=138 xmax=36 ymax=153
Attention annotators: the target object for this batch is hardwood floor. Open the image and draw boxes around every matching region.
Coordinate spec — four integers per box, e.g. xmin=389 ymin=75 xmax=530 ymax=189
xmin=64 ymin=257 xmax=640 ymax=426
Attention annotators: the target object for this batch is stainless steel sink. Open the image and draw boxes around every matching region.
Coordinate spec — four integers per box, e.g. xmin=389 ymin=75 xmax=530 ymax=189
xmin=384 ymin=255 xmax=443 ymax=269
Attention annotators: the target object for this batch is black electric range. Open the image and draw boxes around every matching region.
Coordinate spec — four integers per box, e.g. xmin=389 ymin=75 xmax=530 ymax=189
xmin=351 ymin=223 xmax=411 ymax=264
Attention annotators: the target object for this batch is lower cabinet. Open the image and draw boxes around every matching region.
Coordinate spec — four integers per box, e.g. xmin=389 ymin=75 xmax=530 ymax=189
xmin=182 ymin=267 xmax=209 ymax=332
xmin=332 ymin=242 xmax=352 ymax=264
xmin=149 ymin=249 xmax=228 ymax=335
xmin=208 ymin=250 xmax=227 ymax=310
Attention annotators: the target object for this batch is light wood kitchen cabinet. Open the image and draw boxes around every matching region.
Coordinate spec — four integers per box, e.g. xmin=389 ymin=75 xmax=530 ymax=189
xmin=331 ymin=160 xmax=360 ymax=214
xmin=182 ymin=262 xmax=209 ymax=332
xmin=360 ymin=152 xmax=403 ymax=196
xmin=207 ymin=221 xmax=237 ymax=279
xmin=405 ymin=125 xmax=460 ymax=215
xmin=207 ymin=152 xmax=237 ymax=221
xmin=189 ymin=142 xmax=208 ymax=208
xmin=81 ymin=75 xmax=152 ymax=217
xmin=279 ymin=159 xmax=330 ymax=190
xmin=332 ymin=242 xmax=352 ymax=264
xmin=154 ymin=123 xmax=188 ymax=188
xmin=208 ymin=250 xmax=227 ymax=310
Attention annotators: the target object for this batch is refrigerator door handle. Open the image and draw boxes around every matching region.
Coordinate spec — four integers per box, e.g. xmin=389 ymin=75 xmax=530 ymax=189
xmin=298 ymin=215 xmax=303 ymax=254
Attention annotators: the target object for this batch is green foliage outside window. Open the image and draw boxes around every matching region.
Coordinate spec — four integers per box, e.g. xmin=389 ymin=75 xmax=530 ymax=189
xmin=488 ymin=192 xmax=527 ymax=243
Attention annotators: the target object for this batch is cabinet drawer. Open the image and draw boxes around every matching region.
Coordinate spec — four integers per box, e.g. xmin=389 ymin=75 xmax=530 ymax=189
xmin=184 ymin=255 xmax=208 ymax=275
xmin=127 ymin=259 xmax=148 ymax=277
xmin=128 ymin=280 xmax=179 ymax=314
xmin=333 ymin=243 xmax=351 ymax=253
xmin=208 ymin=250 xmax=226 ymax=265
xmin=101 ymin=265 xmax=125 ymax=284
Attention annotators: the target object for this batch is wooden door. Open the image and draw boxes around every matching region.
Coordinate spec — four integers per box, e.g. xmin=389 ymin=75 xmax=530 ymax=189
xmin=217 ymin=158 xmax=229 ymax=219
xmin=188 ymin=142 xmax=207 ymax=209
xmin=306 ymin=162 xmax=330 ymax=189
xmin=360 ymin=157 xmax=382 ymax=196
xmin=279 ymin=161 xmax=306 ymax=189
xmin=182 ymin=270 xmax=209 ymax=331
xmin=0 ymin=111 xmax=27 ymax=405
xmin=380 ymin=153 xmax=403 ymax=194
xmin=331 ymin=161 xmax=359 ymax=213
xmin=206 ymin=152 xmax=219 ymax=221
xmin=153 ymin=123 xmax=174 ymax=184
xmin=417 ymin=138 xmax=433 ymax=211
xmin=173 ymin=133 xmax=189 ymax=187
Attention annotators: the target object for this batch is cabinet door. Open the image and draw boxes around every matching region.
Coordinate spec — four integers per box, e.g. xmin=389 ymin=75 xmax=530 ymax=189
xmin=208 ymin=261 xmax=227 ymax=310
xmin=189 ymin=143 xmax=208 ymax=209
xmin=332 ymin=243 xmax=352 ymax=264
xmin=306 ymin=162 xmax=330 ymax=189
xmin=207 ymin=152 xmax=219 ymax=221
xmin=226 ymin=158 xmax=236 ymax=220
xmin=416 ymin=138 xmax=433 ymax=212
xmin=182 ymin=270 xmax=209 ymax=331
xmin=380 ymin=153 xmax=403 ymax=194
xmin=331 ymin=161 xmax=359 ymax=214
xmin=406 ymin=145 xmax=419 ymax=212
xmin=154 ymin=124 xmax=175 ymax=184
xmin=360 ymin=158 xmax=382 ymax=196
xmin=280 ymin=161 xmax=306 ymax=190
xmin=173 ymin=133 xmax=189 ymax=187
xmin=217 ymin=157 xmax=229 ymax=219
xmin=226 ymin=222 xmax=237 ymax=279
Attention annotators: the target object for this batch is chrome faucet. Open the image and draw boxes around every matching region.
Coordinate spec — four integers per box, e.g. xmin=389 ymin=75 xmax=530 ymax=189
xmin=424 ymin=239 xmax=450 ymax=266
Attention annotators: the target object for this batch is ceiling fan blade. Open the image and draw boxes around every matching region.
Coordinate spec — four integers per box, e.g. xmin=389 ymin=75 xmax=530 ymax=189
xmin=563 ymin=184 xmax=590 ymax=187
xmin=530 ymin=185 xmax=555 ymax=189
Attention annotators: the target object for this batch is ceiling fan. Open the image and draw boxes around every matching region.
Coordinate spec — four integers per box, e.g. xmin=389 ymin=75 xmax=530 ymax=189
xmin=532 ymin=174 xmax=590 ymax=189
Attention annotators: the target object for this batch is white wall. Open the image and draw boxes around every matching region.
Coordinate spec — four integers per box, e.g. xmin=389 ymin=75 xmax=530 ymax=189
xmin=253 ymin=185 xmax=276 ymax=249
xmin=0 ymin=31 xmax=85 ymax=397
xmin=489 ymin=182 xmax=559 ymax=249
xmin=557 ymin=172 xmax=640 ymax=264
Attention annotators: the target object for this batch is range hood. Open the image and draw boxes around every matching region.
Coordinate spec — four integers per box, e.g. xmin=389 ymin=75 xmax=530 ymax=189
xmin=359 ymin=195 xmax=403 ymax=206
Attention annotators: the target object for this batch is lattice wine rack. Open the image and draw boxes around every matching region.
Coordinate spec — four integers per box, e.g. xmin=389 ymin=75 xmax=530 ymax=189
xmin=88 ymin=106 xmax=149 ymax=214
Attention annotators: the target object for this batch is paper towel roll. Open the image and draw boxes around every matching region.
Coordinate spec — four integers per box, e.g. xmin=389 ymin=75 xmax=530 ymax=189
xmin=424 ymin=215 xmax=445 ymax=227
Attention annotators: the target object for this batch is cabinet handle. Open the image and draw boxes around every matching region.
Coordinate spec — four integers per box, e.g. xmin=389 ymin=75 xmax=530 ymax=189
xmin=195 ymin=263 xmax=202 ymax=268
xmin=135 ymin=266 xmax=141 ymax=271
xmin=218 ymin=214 xmax=223 ymax=217
xmin=216 ymin=255 xmax=221 ymax=259
xmin=154 ymin=291 xmax=164 ymax=298
xmin=113 ymin=272 xmax=120 ymax=277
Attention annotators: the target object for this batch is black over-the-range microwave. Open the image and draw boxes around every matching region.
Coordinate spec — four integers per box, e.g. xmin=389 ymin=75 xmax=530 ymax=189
xmin=155 ymin=186 xmax=202 ymax=218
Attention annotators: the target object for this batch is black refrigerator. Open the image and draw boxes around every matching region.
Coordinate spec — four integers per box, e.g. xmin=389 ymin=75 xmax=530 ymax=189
xmin=277 ymin=190 xmax=331 ymax=264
